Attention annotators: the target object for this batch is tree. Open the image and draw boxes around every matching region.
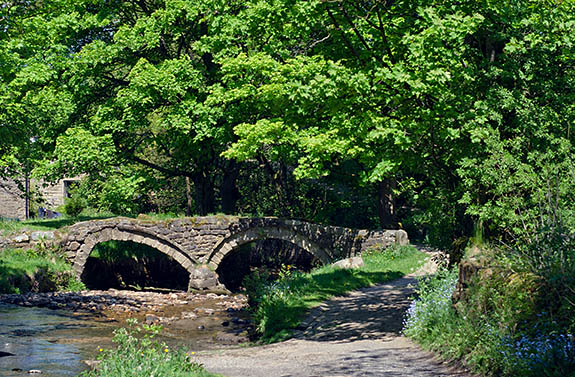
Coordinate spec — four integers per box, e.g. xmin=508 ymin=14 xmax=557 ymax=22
xmin=222 ymin=0 xmax=575 ymax=242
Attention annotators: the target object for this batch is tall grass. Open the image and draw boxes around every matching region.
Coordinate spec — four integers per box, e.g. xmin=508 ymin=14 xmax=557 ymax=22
xmin=245 ymin=245 xmax=428 ymax=342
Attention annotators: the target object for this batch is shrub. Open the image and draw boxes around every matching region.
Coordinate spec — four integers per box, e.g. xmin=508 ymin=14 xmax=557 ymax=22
xmin=507 ymin=225 xmax=575 ymax=331
xmin=403 ymin=268 xmax=458 ymax=340
xmin=404 ymin=241 xmax=575 ymax=376
xmin=64 ymin=192 xmax=87 ymax=218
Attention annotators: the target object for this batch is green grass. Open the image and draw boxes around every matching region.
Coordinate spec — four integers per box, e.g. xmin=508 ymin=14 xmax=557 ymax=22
xmin=0 ymin=211 xmax=246 ymax=235
xmin=0 ymin=248 xmax=84 ymax=293
xmin=0 ymin=212 xmax=117 ymax=234
xmin=247 ymin=245 xmax=428 ymax=342
xmin=80 ymin=319 xmax=221 ymax=377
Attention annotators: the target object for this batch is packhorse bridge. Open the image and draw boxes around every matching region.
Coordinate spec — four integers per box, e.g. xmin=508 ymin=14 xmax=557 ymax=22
xmin=7 ymin=216 xmax=409 ymax=291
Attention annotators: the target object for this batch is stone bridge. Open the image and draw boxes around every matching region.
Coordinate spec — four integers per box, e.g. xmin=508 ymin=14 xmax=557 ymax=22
xmin=28 ymin=216 xmax=409 ymax=291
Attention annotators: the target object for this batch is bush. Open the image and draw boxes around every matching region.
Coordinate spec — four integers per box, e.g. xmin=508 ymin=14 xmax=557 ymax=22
xmin=508 ymin=225 xmax=575 ymax=331
xmin=64 ymin=192 xmax=87 ymax=218
xmin=80 ymin=319 xmax=217 ymax=377
xmin=403 ymin=269 xmax=458 ymax=340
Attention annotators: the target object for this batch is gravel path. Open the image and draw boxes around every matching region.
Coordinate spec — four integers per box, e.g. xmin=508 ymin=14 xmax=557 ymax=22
xmin=194 ymin=255 xmax=473 ymax=377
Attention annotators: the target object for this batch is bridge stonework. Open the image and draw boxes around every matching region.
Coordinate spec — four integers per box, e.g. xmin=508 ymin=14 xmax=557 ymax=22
xmin=55 ymin=216 xmax=408 ymax=291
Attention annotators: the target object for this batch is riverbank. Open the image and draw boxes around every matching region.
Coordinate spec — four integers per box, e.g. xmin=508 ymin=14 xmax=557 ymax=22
xmin=0 ymin=289 xmax=254 ymax=376
xmin=0 ymin=289 xmax=254 ymax=349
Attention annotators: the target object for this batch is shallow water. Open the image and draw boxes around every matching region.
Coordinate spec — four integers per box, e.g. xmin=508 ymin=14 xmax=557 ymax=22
xmin=0 ymin=295 xmax=250 ymax=376
xmin=0 ymin=304 xmax=116 ymax=376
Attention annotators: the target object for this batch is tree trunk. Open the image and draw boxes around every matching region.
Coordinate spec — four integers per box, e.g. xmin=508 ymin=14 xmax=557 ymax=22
xmin=185 ymin=176 xmax=193 ymax=216
xmin=193 ymin=174 xmax=215 ymax=216
xmin=376 ymin=178 xmax=396 ymax=229
xmin=220 ymin=161 xmax=240 ymax=214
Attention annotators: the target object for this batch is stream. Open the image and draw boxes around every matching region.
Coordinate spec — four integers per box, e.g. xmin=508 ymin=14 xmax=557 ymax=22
xmin=0 ymin=291 xmax=251 ymax=376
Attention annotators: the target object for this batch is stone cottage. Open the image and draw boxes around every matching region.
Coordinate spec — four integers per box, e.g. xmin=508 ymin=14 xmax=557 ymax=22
xmin=0 ymin=177 xmax=80 ymax=220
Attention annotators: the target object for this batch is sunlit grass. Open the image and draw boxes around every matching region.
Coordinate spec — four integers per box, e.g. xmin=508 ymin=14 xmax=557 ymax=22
xmin=0 ymin=248 xmax=84 ymax=293
xmin=0 ymin=211 xmax=117 ymax=234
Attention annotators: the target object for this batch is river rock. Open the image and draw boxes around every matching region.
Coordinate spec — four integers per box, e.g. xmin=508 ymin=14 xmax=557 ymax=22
xmin=145 ymin=314 xmax=160 ymax=325
xmin=214 ymin=331 xmax=248 ymax=344
xmin=181 ymin=311 xmax=198 ymax=319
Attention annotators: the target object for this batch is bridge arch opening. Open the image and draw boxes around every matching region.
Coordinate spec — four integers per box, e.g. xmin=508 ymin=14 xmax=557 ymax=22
xmin=80 ymin=240 xmax=190 ymax=291
xmin=214 ymin=238 xmax=324 ymax=292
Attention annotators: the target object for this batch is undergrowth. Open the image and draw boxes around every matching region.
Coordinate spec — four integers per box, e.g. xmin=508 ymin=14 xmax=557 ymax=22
xmin=403 ymin=225 xmax=575 ymax=376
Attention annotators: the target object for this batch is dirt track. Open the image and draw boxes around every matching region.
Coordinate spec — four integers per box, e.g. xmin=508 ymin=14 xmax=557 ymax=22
xmin=194 ymin=256 xmax=473 ymax=377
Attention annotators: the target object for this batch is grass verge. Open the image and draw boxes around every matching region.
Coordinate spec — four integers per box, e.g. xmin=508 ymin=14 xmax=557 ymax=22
xmin=246 ymin=245 xmax=428 ymax=342
xmin=0 ymin=248 xmax=85 ymax=293
xmin=80 ymin=319 xmax=220 ymax=377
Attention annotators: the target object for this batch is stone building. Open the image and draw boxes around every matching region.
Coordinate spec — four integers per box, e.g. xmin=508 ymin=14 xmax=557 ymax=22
xmin=0 ymin=177 xmax=80 ymax=220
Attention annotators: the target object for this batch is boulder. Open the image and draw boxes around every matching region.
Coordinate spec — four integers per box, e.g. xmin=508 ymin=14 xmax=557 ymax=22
xmin=332 ymin=256 xmax=364 ymax=269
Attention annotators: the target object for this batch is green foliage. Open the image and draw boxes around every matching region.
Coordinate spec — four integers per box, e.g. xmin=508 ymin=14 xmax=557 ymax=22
xmin=405 ymin=241 xmax=575 ymax=376
xmin=404 ymin=268 xmax=510 ymax=375
xmin=246 ymin=246 xmax=427 ymax=342
xmin=2 ymin=0 xmax=575 ymax=245
xmin=80 ymin=319 xmax=218 ymax=377
xmin=507 ymin=223 xmax=575 ymax=332
xmin=0 ymin=248 xmax=81 ymax=294
xmin=63 ymin=191 xmax=87 ymax=218
xmin=90 ymin=240 xmax=168 ymax=264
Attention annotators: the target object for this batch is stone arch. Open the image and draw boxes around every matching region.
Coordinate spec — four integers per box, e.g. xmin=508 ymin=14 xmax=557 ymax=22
xmin=206 ymin=226 xmax=333 ymax=270
xmin=70 ymin=227 xmax=197 ymax=279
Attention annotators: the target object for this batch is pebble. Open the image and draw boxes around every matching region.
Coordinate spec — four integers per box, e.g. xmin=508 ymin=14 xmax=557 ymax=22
xmin=181 ymin=311 xmax=198 ymax=319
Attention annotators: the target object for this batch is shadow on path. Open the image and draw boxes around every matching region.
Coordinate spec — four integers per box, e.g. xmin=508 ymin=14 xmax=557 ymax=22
xmin=195 ymin=256 xmax=475 ymax=377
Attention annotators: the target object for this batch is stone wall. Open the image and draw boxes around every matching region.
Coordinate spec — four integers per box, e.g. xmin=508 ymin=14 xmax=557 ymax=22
xmin=0 ymin=178 xmax=26 ymax=220
xmin=0 ymin=230 xmax=56 ymax=251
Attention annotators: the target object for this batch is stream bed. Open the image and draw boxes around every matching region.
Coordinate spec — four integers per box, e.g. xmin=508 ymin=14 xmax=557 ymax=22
xmin=0 ymin=291 xmax=251 ymax=376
